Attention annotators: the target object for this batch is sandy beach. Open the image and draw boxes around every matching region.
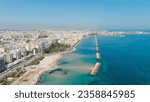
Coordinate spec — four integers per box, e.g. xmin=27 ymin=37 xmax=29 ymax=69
xmin=12 ymin=38 xmax=82 ymax=85
xmin=12 ymin=53 xmax=62 ymax=85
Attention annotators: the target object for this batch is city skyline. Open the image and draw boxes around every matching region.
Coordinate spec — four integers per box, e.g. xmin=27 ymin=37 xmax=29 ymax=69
xmin=0 ymin=0 xmax=150 ymax=30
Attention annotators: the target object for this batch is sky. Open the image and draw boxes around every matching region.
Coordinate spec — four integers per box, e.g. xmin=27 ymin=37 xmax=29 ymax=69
xmin=0 ymin=0 xmax=150 ymax=30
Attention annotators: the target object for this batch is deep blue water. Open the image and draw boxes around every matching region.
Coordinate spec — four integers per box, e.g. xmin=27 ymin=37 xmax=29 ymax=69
xmin=39 ymin=34 xmax=150 ymax=85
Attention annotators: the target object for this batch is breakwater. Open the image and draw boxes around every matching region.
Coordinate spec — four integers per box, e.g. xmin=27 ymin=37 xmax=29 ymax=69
xmin=91 ymin=35 xmax=101 ymax=76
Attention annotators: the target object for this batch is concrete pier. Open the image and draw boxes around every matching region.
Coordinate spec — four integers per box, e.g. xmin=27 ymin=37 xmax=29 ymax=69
xmin=91 ymin=62 xmax=101 ymax=76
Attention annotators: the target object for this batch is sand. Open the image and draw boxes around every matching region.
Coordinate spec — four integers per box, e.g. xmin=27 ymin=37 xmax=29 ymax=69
xmin=12 ymin=53 xmax=62 ymax=85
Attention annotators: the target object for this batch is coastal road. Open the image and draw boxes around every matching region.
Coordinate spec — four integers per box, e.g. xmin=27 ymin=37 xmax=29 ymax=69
xmin=0 ymin=54 xmax=42 ymax=80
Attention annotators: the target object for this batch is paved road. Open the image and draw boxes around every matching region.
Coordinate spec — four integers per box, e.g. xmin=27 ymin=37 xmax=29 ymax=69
xmin=0 ymin=54 xmax=42 ymax=80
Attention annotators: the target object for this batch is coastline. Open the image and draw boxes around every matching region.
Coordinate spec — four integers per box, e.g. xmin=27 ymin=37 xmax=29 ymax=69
xmin=12 ymin=37 xmax=83 ymax=85
xmin=36 ymin=38 xmax=82 ymax=85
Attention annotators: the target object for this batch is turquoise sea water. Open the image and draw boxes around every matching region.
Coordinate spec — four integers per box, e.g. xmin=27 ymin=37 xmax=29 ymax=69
xmin=39 ymin=34 xmax=150 ymax=85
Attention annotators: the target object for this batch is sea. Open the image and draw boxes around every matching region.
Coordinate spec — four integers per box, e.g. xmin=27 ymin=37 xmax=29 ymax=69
xmin=38 ymin=34 xmax=150 ymax=85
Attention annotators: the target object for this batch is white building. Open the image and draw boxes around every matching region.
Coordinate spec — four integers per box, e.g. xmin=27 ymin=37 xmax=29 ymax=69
xmin=4 ymin=53 xmax=13 ymax=64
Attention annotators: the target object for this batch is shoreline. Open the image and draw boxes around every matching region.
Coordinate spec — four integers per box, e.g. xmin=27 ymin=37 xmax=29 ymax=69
xmin=12 ymin=53 xmax=62 ymax=85
xmin=36 ymin=38 xmax=83 ymax=85
xmin=12 ymin=37 xmax=83 ymax=85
